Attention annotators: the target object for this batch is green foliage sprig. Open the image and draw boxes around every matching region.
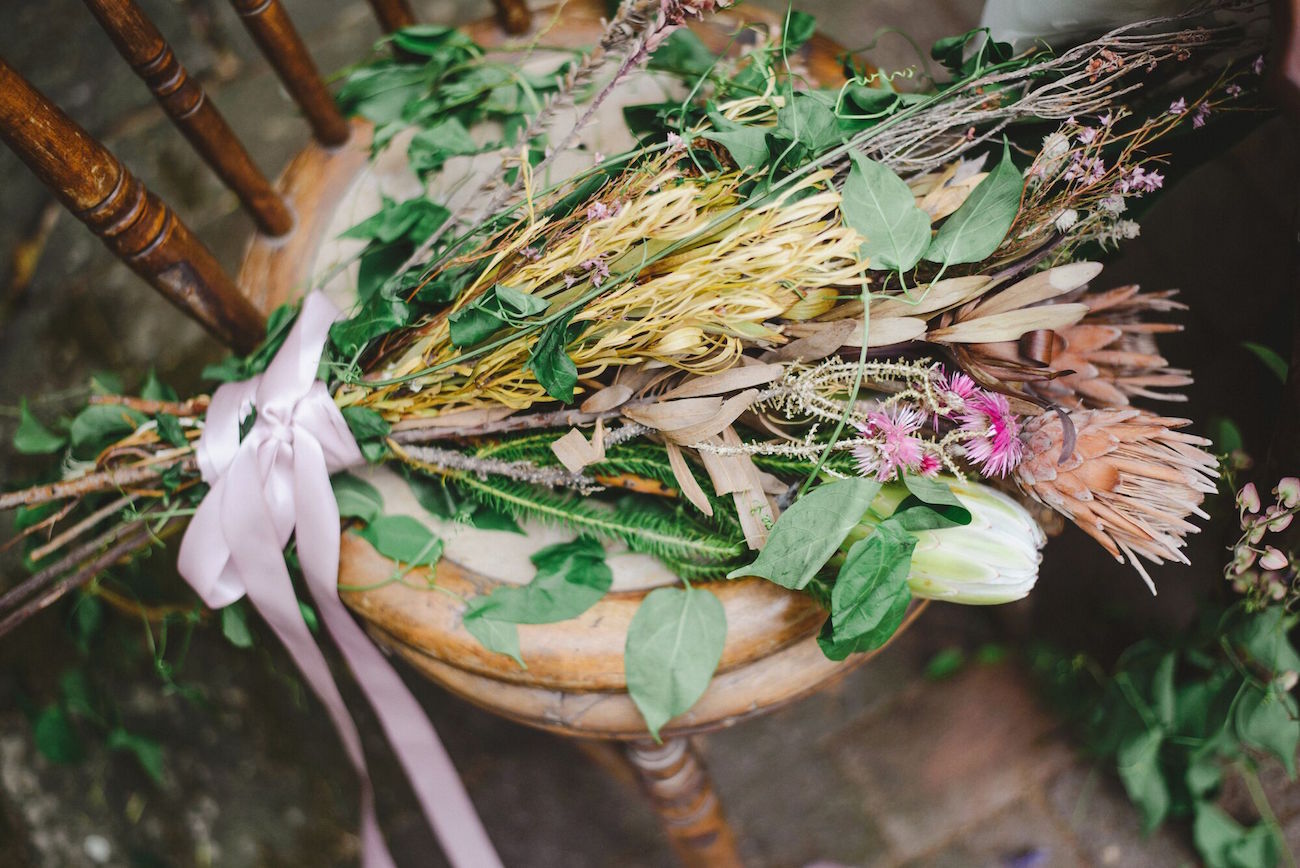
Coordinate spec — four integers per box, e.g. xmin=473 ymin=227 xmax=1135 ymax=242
xmin=1033 ymin=605 xmax=1300 ymax=868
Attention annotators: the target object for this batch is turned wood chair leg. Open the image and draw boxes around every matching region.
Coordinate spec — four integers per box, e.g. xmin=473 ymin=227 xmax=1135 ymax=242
xmin=625 ymin=738 xmax=743 ymax=868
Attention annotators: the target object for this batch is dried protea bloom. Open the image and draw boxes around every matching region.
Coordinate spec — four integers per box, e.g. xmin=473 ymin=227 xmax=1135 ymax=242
xmin=962 ymin=284 xmax=1192 ymax=411
xmin=1014 ymin=408 xmax=1218 ymax=591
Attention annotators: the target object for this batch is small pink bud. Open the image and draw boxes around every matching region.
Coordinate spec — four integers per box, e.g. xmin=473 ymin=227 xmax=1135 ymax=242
xmin=1259 ymin=546 xmax=1289 ymax=571
xmin=1276 ymin=477 xmax=1300 ymax=507
xmin=1238 ymin=483 xmax=1260 ymax=514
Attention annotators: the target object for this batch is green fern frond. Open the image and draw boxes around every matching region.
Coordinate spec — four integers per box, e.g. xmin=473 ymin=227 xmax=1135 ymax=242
xmin=448 ymin=471 xmax=746 ymax=571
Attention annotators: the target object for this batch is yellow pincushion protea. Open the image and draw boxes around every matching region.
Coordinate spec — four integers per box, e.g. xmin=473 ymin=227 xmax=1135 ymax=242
xmin=341 ymin=159 xmax=866 ymax=418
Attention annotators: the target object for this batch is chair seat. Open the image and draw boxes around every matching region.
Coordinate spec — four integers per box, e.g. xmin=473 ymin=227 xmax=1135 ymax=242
xmin=237 ymin=0 xmax=914 ymax=741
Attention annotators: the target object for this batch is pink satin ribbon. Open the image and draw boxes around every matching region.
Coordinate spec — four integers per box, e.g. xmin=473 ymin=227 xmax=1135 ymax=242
xmin=178 ymin=293 xmax=502 ymax=868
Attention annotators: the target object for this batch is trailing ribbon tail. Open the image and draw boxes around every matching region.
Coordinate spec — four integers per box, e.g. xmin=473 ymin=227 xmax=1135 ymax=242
xmin=178 ymin=292 xmax=501 ymax=868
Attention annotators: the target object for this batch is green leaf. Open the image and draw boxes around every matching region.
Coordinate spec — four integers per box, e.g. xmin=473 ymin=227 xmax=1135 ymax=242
xmin=1234 ymin=683 xmax=1299 ymax=776
xmin=775 ymin=93 xmax=841 ymax=153
xmin=155 ymin=413 xmax=187 ymax=448
xmin=925 ymin=647 xmax=966 ymax=680
xmin=1116 ymin=727 xmax=1170 ymax=832
xmin=524 ymin=310 xmax=580 ymax=403
xmin=107 ymin=728 xmax=165 ymax=785
xmin=889 ymin=476 xmax=973 ymax=530
xmin=465 ymin=536 xmax=612 ymax=625
xmin=13 ymin=399 xmax=66 ymax=454
xmin=449 ymin=285 xmax=550 ymax=348
xmin=408 ymin=118 xmax=479 ymax=176
xmin=924 ymin=140 xmax=1021 ymax=265
xmin=828 ymin=521 xmax=915 ymax=649
xmin=139 ymin=369 xmax=177 ymax=402
xmin=1194 ymin=804 xmax=1260 ymax=868
xmin=841 ymin=152 xmax=931 ymax=272
xmin=32 ymin=704 xmax=83 ymax=763
xmin=389 ymin=24 xmax=457 ymax=56
xmin=341 ymin=406 xmax=391 ymax=442
xmin=647 ymin=29 xmax=715 ymax=76
xmin=1243 ymin=342 xmax=1289 ymax=383
xmin=1233 ymin=607 xmax=1300 ymax=674
xmin=702 ymin=111 xmax=770 ymax=169
xmin=220 ymin=605 xmax=255 ymax=649
xmin=69 ymin=404 xmax=147 ymax=460
xmin=779 ymin=9 xmax=817 ymax=53
xmin=462 ymin=614 xmax=524 ymax=667
xmin=727 ymin=478 xmax=881 ymax=589
xmin=330 ymin=298 xmax=409 ymax=358
xmin=332 ymin=474 xmax=384 ymax=523
xmin=299 ymin=600 xmax=320 ymax=634
xmin=356 ymin=515 xmax=444 ymax=567
xmin=625 ymin=585 xmax=727 ymax=739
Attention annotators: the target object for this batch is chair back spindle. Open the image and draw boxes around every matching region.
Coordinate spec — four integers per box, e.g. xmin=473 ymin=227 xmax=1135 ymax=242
xmin=494 ymin=0 xmax=532 ymax=35
xmin=0 ymin=59 xmax=265 ymax=352
xmin=365 ymin=0 xmax=416 ymax=33
xmin=228 ymin=0 xmax=350 ymax=147
xmin=82 ymin=0 xmax=294 ymax=237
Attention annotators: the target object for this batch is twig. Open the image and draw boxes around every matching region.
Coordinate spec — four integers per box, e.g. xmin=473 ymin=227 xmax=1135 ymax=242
xmin=0 ymin=455 xmax=196 ymax=511
xmin=29 ymin=493 xmax=140 ymax=563
xmin=88 ymin=394 xmax=210 ymax=417
xmin=0 ymin=524 xmax=155 ymax=639
xmin=0 ymin=519 xmax=148 ymax=614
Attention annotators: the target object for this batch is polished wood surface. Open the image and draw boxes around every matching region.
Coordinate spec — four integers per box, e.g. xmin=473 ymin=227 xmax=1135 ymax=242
xmin=0 ymin=58 xmax=264 ymax=351
xmin=236 ymin=118 xmax=372 ymax=315
xmin=365 ymin=0 xmax=416 ymax=33
xmin=228 ymin=0 xmax=350 ymax=147
xmin=83 ymin=0 xmax=293 ymax=236
xmin=626 ymin=739 xmax=742 ymax=868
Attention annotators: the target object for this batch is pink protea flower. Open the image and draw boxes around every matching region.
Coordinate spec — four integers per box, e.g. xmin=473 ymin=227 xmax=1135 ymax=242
xmin=937 ymin=369 xmax=978 ymax=403
xmin=853 ymin=406 xmax=926 ymax=481
xmin=959 ymin=391 xmax=1023 ymax=478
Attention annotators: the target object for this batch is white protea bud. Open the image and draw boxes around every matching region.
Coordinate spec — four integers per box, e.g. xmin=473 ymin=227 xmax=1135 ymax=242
xmin=846 ymin=478 xmax=1046 ymax=605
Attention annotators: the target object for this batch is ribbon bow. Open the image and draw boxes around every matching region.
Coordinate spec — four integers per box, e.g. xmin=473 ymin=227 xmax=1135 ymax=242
xmin=178 ymin=293 xmax=501 ymax=868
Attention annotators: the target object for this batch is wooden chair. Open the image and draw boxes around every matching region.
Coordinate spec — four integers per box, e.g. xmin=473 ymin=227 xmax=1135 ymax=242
xmin=0 ymin=2 xmax=917 ymax=864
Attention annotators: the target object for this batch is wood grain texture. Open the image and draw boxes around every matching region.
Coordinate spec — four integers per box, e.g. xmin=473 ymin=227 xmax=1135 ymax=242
xmin=83 ymin=0 xmax=293 ymax=236
xmin=366 ymin=0 xmax=416 ymax=33
xmin=227 ymin=0 xmax=349 ymax=146
xmin=0 ymin=58 xmax=264 ymax=351
xmin=626 ymin=739 xmax=742 ymax=868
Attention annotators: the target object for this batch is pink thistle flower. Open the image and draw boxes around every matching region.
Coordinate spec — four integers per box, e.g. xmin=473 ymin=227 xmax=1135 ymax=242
xmin=852 ymin=406 xmax=926 ymax=482
xmin=1168 ymin=97 xmax=1187 ymax=115
xmin=1192 ymin=102 xmax=1211 ymax=129
xmin=959 ymin=391 xmax=1023 ymax=477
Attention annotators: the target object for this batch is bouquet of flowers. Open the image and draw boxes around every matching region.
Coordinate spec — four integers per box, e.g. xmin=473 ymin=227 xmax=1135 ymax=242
xmin=0 ymin=0 xmax=1270 ymax=861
